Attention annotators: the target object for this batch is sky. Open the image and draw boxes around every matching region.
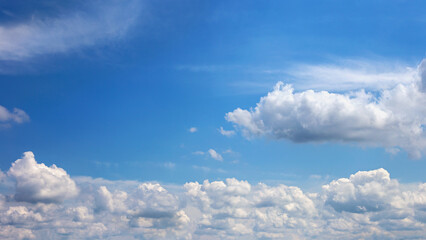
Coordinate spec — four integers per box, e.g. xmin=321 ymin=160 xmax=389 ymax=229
xmin=0 ymin=0 xmax=426 ymax=239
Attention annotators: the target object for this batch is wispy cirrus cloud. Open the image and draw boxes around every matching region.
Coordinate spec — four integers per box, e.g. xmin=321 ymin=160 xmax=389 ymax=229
xmin=0 ymin=152 xmax=425 ymax=239
xmin=284 ymin=59 xmax=419 ymax=91
xmin=0 ymin=0 xmax=140 ymax=62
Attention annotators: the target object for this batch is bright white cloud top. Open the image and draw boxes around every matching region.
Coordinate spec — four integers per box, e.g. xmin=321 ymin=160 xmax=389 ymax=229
xmin=7 ymin=152 xmax=78 ymax=203
xmin=227 ymin=59 xmax=426 ymax=158
xmin=0 ymin=152 xmax=425 ymax=239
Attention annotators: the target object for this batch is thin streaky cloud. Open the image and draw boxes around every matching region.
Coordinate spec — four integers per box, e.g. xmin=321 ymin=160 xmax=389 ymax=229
xmin=0 ymin=0 xmax=140 ymax=61
xmin=277 ymin=59 xmax=419 ymax=91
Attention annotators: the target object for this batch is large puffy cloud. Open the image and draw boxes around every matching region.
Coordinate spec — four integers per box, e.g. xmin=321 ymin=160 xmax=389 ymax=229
xmin=323 ymin=168 xmax=400 ymax=213
xmin=1 ymin=152 xmax=426 ymax=239
xmin=226 ymin=60 xmax=426 ymax=158
xmin=7 ymin=152 xmax=78 ymax=203
xmin=0 ymin=0 xmax=140 ymax=61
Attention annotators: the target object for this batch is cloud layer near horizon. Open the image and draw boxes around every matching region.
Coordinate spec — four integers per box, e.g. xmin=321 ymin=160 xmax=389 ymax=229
xmin=227 ymin=59 xmax=426 ymax=158
xmin=0 ymin=152 xmax=425 ymax=239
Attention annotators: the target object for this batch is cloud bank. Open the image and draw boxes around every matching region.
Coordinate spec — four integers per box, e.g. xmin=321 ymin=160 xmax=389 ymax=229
xmin=227 ymin=59 xmax=426 ymax=158
xmin=0 ymin=152 xmax=425 ymax=239
xmin=0 ymin=0 xmax=140 ymax=61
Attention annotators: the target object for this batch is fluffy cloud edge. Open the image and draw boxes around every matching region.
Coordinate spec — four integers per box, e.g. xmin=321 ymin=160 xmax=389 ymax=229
xmin=226 ymin=59 xmax=426 ymax=158
xmin=0 ymin=152 xmax=425 ymax=239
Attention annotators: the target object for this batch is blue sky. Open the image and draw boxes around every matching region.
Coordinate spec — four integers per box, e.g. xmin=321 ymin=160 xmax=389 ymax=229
xmin=1 ymin=1 xmax=426 ymax=239
xmin=1 ymin=0 xmax=425 ymax=184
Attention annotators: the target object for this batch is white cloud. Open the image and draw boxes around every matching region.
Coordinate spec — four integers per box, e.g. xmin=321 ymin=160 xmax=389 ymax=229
xmin=208 ymin=149 xmax=223 ymax=161
xmin=189 ymin=127 xmax=198 ymax=133
xmin=1 ymin=153 xmax=426 ymax=239
xmin=219 ymin=126 xmax=235 ymax=137
xmin=0 ymin=105 xmax=29 ymax=126
xmin=0 ymin=225 xmax=35 ymax=240
xmin=0 ymin=0 xmax=140 ymax=61
xmin=0 ymin=206 xmax=43 ymax=225
xmin=192 ymin=151 xmax=205 ymax=155
xmin=94 ymin=186 xmax=127 ymax=213
xmin=66 ymin=206 xmax=94 ymax=222
xmin=323 ymin=168 xmax=400 ymax=213
xmin=227 ymin=59 xmax=426 ymax=158
xmin=7 ymin=152 xmax=78 ymax=203
xmin=285 ymin=59 xmax=418 ymax=91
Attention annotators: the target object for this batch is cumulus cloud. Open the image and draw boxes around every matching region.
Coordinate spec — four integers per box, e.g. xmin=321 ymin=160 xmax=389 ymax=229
xmin=7 ymin=152 xmax=78 ymax=203
xmin=227 ymin=59 xmax=426 ymax=158
xmin=0 ymin=225 xmax=35 ymax=240
xmin=94 ymin=186 xmax=127 ymax=213
xmin=208 ymin=149 xmax=223 ymax=161
xmin=188 ymin=127 xmax=198 ymax=133
xmin=1 ymin=152 xmax=426 ymax=239
xmin=323 ymin=168 xmax=400 ymax=213
xmin=0 ymin=105 xmax=29 ymax=127
xmin=0 ymin=0 xmax=140 ymax=61
xmin=219 ymin=126 xmax=235 ymax=137
xmin=0 ymin=153 xmax=426 ymax=239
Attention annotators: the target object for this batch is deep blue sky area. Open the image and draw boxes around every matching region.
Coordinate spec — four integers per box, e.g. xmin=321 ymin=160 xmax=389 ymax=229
xmin=1 ymin=0 xmax=426 ymax=186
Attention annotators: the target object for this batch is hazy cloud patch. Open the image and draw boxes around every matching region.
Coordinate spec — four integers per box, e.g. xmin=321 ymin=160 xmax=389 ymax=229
xmin=188 ymin=127 xmax=198 ymax=133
